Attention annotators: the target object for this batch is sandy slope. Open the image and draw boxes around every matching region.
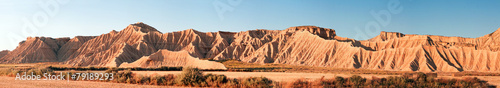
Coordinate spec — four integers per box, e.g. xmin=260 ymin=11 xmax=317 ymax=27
xmin=120 ymin=50 xmax=227 ymax=69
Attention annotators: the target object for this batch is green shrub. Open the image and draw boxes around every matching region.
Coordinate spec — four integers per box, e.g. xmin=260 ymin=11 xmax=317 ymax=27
xmin=176 ymin=67 xmax=206 ymax=87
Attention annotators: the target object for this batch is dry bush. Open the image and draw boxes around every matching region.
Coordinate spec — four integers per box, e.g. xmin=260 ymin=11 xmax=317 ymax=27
xmin=286 ymin=78 xmax=311 ymax=88
xmin=240 ymin=77 xmax=273 ymax=88
xmin=0 ymin=68 xmax=20 ymax=77
xmin=26 ymin=66 xmax=54 ymax=76
xmin=164 ymin=74 xmax=176 ymax=85
xmin=176 ymin=67 xmax=207 ymax=87
xmin=104 ymin=67 xmax=118 ymax=73
xmin=149 ymin=75 xmax=163 ymax=85
xmin=220 ymin=78 xmax=240 ymax=88
xmin=133 ymin=75 xmax=150 ymax=84
xmin=348 ymin=75 xmax=366 ymax=87
xmin=147 ymin=74 xmax=176 ymax=85
xmin=205 ymin=73 xmax=228 ymax=87
xmin=0 ymin=68 xmax=10 ymax=76
xmin=334 ymin=76 xmax=346 ymax=87
xmin=114 ymin=69 xmax=133 ymax=83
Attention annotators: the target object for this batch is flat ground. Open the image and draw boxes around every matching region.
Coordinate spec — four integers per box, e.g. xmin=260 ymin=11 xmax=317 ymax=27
xmin=0 ymin=76 xmax=180 ymax=88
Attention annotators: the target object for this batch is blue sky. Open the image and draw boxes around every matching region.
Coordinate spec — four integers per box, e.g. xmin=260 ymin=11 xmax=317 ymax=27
xmin=0 ymin=0 xmax=499 ymax=50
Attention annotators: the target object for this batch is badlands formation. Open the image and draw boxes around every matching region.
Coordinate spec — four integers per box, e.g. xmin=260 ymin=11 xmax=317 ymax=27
xmin=0 ymin=50 xmax=8 ymax=59
xmin=1 ymin=22 xmax=499 ymax=72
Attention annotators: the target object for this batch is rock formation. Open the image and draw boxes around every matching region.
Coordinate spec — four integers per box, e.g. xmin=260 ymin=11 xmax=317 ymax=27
xmin=0 ymin=50 xmax=9 ymax=59
xmin=1 ymin=22 xmax=499 ymax=72
xmin=120 ymin=50 xmax=227 ymax=70
xmin=0 ymin=37 xmax=69 ymax=63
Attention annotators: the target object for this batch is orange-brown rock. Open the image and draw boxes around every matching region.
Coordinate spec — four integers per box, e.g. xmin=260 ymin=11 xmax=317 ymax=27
xmin=0 ymin=37 xmax=69 ymax=63
xmin=62 ymin=22 xmax=163 ymax=67
xmin=59 ymin=22 xmax=229 ymax=69
xmin=0 ymin=50 xmax=9 ymax=59
xmin=1 ymin=22 xmax=499 ymax=72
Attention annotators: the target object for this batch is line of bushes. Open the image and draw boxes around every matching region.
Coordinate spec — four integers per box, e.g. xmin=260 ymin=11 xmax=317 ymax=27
xmin=48 ymin=66 xmax=226 ymax=71
xmin=284 ymin=73 xmax=495 ymax=88
xmin=0 ymin=68 xmax=21 ymax=76
xmin=0 ymin=66 xmax=53 ymax=77
xmin=108 ymin=67 xmax=276 ymax=87
xmin=451 ymin=72 xmax=500 ymax=77
xmin=48 ymin=66 xmax=183 ymax=71
xmin=227 ymin=67 xmax=290 ymax=72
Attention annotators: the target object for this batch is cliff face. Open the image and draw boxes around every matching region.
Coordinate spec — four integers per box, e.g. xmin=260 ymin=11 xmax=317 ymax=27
xmin=0 ymin=37 xmax=69 ymax=63
xmin=0 ymin=50 xmax=9 ymax=59
xmin=1 ymin=22 xmax=499 ymax=72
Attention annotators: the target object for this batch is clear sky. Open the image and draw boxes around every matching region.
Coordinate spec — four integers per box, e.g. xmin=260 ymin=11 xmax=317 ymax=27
xmin=1 ymin=0 xmax=499 ymax=50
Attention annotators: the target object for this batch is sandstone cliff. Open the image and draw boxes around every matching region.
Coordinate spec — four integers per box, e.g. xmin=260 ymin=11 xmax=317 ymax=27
xmin=1 ymin=22 xmax=499 ymax=72
xmin=0 ymin=37 xmax=69 ymax=63
xmin=0 ymin=50 xmax=9 ymax=59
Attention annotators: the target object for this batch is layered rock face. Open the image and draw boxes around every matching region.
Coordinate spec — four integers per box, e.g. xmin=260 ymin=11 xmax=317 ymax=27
xmin=1 ymin=22 xmax=499 ymax=72
xmin=0 ymin=50 xmax=9 ymax=59
xmin=0 ymin=37 xmax=69 ymax=63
